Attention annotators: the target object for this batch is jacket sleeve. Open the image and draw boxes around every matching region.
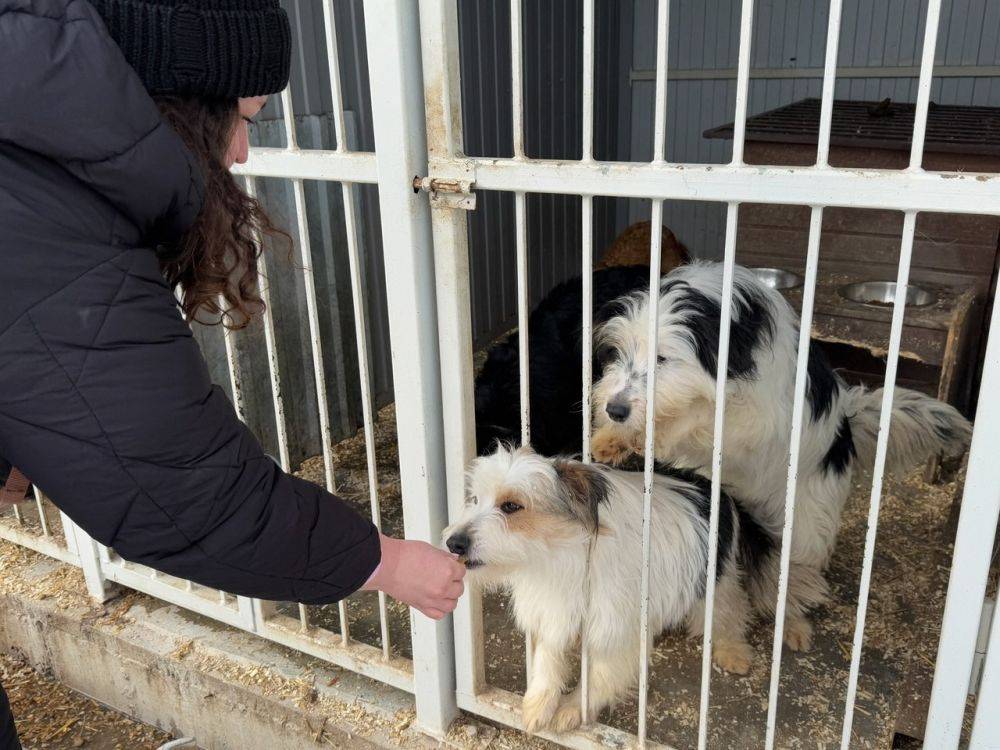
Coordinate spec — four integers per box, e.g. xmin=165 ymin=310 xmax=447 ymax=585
xmin=0 ymin=249 xmax=382 ymax=605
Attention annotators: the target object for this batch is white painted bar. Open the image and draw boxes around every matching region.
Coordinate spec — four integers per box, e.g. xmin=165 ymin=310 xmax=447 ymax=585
xmin=581 ymin=194 xmax=594 ymax=464
xmin=457 ymin=689 xmax=677 ymax=750
xmin=425 ymin=158 xmax=1000 ymax=216
xmin=924 ymin=246 xmax=1000 ymax=745
xmin=638 ymin=199 xmax=665 ymax=746
xmin=651 ymin=0 xmax=669 ymax=163
xmin=279 ymin=87 xmax=299 ymax=150
xmin=908 ymin=0 xmax=943 ymax=170
xmin=221 ymin=322 xmax=246 ymax=422
xmin=33 ymin=494 xmax=50 ymax=538
xmin=839 ymin=212 xmax=918 ymax=749
xmin=299 ymin=603 xmax=310 ymax=632
xmin=234 ymin=148 xmax=377 ymax=183
xmin=696 ymin=202 xmax=739 ymax=750
xmin=515 ymin=191 xmax=530 ymax=447
xmin=242 ymin=176 xmax=291 ymax=472
xmin=763 ymin=206 xmax=825 ymax=749
xmin=419 ymin=0 xmax=485 ymax=705
xmin=580 ymin=192 xmax=594 ymax=723
xmin=289 ymin=177 xmax=349 ymax=640
xmin=815 ymin=0 xmax=843 ymax=168
xmin=970 ymin=600 xmax=1000 ymax=748
xmin=510 ymin=0 xmax=524 ymax=158
xmin=729 ymin=0 xmax=756 ymax=166
xmin=581 ymin=0 xmax=595 ymax=162
xmin=0 ymin=523 xmax=79 ymax=566
xmin=320 ymin=0 xmax=349 ymax=153
xmin=11 ymin=504 xmax=21 ymax=526
xmin=365 ymin=0 xmax=458 ymax=732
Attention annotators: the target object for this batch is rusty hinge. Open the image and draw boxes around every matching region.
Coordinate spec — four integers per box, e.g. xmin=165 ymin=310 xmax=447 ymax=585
xmin=412 ymin=176 xmax=477 ymax=210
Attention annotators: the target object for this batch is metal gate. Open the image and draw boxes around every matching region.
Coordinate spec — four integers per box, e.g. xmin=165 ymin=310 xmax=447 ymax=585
xmin=2 ymin=0 xmax=998 ymax=747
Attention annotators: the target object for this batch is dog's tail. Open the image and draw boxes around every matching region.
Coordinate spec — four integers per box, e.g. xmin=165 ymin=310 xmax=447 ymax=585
xmin=843 ymin=385 xmax=972 ymax=473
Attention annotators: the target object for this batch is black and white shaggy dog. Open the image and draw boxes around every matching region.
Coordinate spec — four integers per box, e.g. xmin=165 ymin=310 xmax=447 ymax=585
xmin=475 ymin=265 xmax=653 ymax=456
xmin=444 ymin=445 xmax=787 ymax=735
xmin=590 ymin=261 xmax=973 ymax=648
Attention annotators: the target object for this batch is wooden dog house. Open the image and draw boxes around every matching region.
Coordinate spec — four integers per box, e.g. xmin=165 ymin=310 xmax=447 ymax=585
xmin=705 ymin=98 xmax=1000 ymax=419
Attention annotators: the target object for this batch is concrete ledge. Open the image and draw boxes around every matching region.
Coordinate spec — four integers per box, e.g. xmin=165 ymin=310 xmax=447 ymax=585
xmin=0 ymin=546 xmax=530 ymax=750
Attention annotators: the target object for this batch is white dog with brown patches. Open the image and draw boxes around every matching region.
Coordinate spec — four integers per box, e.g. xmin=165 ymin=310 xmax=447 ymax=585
xmin=444 ymin=444 xmax=781 ymax=735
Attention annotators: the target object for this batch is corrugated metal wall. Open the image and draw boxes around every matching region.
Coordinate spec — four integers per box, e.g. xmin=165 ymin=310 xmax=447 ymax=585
xmin=193 ymin=0 xmax=1000 ymax=466
xmin=626 ymin=0 xmax=1000 ymax=259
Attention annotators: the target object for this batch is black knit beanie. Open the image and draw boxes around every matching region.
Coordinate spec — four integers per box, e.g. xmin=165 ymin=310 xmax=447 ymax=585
xmin=90 ymin=0 xmax=292 ymax=99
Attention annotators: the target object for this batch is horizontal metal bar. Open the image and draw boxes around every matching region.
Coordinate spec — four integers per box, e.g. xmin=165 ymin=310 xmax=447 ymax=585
xmin=102 ymin=562 xmax=249 ymax=631
xmin=255 ymin=611 xmax=414 ymax=693
xmin=0 ymin=524 xmax=80 ymax=566
xmin=456 ymin=689 xmax=677 ymax=750
xmin=630 ymin=64 xmax=1000 ymax=82
xmin=428 ymin=157 xmax=1000 ymax=214
xmin=234 ymin=148 xmax=378 ymax=184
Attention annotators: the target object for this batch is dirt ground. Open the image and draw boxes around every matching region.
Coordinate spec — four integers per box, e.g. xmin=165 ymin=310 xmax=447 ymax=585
xmin=0 ymin=651 xmax=171 ymax=750
xmin=293 ymin=400 xmax=990 ymax=749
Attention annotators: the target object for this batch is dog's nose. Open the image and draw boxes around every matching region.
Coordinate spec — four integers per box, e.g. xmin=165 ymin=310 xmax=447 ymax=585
xmin=606 ymin=399 xmax=631 ymax=423
xmin=446 ymin=532 xmax=470 ymax=556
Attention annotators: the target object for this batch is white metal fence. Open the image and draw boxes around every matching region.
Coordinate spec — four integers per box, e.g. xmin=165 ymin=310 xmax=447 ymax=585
xmin=2 ymin=0 xmax=999 ymax=747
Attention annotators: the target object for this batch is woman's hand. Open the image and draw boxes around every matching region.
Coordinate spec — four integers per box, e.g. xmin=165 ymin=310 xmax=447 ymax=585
xmin=361 ymin=534 xmax=466 ymax=620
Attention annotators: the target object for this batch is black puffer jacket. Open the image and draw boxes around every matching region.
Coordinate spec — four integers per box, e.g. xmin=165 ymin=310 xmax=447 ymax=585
xmin=0 ymin=0 xmax=380 ymax=603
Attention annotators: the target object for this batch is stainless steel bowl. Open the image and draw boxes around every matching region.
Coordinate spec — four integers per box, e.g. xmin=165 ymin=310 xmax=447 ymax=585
xmin=751 ymin=267 xmax=803 ymax=290
xmin=838 ymin=281 xmax=936 ymax=308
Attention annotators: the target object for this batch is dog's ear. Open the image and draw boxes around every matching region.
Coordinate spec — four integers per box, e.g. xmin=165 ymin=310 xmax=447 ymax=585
xmin=554 ymin=459 xmax=609 ymax=530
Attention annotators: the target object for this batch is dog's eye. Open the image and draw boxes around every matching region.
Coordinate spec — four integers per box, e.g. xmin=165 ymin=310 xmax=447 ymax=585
xmin=657 ymin=355 xmax=667 ymax=365
xmin=499 ymin=501 xmax=523 ymax=515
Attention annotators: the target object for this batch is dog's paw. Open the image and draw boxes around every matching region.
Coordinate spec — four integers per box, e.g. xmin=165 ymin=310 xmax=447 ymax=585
xmin=522 ymin=689 xmax=560 ymax=734
xmin=591 ymin=428 xmax=633 ymax=466
xmin=713 ymin=640 xmax=753 ymax=675
xmin=550 ymin=700 xmax=583 ymax=734
xmin=784 ymin=616 xmax=813 ymax=652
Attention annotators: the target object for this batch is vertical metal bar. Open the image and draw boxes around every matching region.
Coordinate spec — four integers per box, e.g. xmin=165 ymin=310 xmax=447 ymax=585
xmin=908 ymin=0 xmax=943 ymax=170
xmin=11 ymin=504 xmax=22 ymax=526
xmin=221 ymin=319 xmax=246 ymax=422
xmin=580 ymin=191 xmax=594 ymax=723
xmin=581 ymin=0 xmax=595 ymax=162
xmin=651 ymin=0 xmax=670 ymax=163
xmin=839 ymin=212 xmax=918 ymax=750
xmin=57 ymin=508 xmax=78 ymax=558
xmin=243 ymin=176 xmax=291 ymax=471
xmin=510 ymin=0 xmax=525 ymax=158
xmin=925 ymin=254 xmax=1000 ymax=746
xmin=695 ymin=202 xmax=740 ymax=750
xmin=814 ymin=0 xmax=843 ymax=168
xmin=970 ymin=601 xmax=1000 ymax=748
xmin=72 ymin=524 xmax=114 ymax=602
xmin=729 ymin=0 xmax=756 ymax=166
xmin=419 ymin=0 xmax=484 ymax=701
xmin=33 ymin=494 xmax=50 ymax=538
xmin=299 ymin=604 xmax=310 ymax=632
xmin=320 ymin=0 xmax=349 ymax=153
xmin=515 ymin=191 xmax=530 ymax=447
xmin=364 ymin=0 xmax=458 ymax=733
xmin=289 ymin=176 xmax=349 ymax=641
xmin=763 ymin=206 xmax=824 ymax=749
xmin=342 ymin=179 xmax=389 ymax=655
xmin=764 ymin=5 xmax=842 ymax=742
xmin=638 ymin=199 xmax=665 ymax=747
xmin=280 ymin=87 xmax=299 ymax=150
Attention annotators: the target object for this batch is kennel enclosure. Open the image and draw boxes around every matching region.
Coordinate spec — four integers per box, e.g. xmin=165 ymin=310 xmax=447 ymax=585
xmin=1 ymin=1 xmax=1000 ymax=749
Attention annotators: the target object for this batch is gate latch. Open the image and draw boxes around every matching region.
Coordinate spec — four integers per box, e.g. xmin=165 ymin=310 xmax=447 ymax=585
xmin=412 ymin=176 xmax=477 ymax=211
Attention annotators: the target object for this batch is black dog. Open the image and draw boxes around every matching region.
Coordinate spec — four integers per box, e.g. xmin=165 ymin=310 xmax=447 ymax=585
xmin=475 ymin=265 xmax=653 ymax=456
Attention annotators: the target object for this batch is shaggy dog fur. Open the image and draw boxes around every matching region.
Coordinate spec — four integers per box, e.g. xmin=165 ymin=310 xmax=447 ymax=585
xmin=445 ymin=445 xmax=777 ymax=734
xmin=590 ymin=261 xmax=973 ymax=648
xmin=475 ymin=265 xmax=655 ymax=456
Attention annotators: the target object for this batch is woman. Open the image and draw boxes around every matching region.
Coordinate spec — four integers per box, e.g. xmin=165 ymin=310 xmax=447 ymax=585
xmin=0 ymin=1 xmax=464 ymax=744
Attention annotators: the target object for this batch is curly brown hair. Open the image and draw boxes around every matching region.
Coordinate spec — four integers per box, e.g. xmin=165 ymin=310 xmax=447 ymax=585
xmin=154 ymin=95 xmax=288 ymax=329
